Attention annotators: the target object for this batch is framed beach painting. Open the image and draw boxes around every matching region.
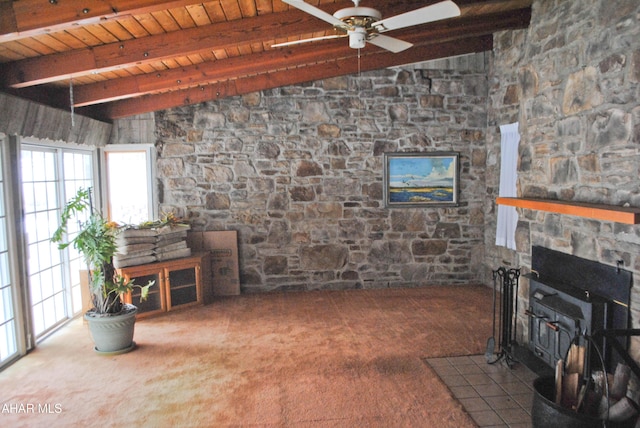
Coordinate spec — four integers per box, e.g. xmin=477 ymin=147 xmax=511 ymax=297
xmin=383 ymin=151 xmax=460 ymax=208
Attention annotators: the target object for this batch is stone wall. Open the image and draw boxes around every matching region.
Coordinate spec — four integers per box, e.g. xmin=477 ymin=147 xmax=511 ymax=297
xmin=484 ymin=0 xmax=640 ymax=354
xmin=154 ymin=65 xmax=488 ymax=293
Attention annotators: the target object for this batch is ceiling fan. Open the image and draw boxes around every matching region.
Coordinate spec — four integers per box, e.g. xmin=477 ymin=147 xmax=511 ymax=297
xmin=272 ymin=0 xmax=461 ymax=53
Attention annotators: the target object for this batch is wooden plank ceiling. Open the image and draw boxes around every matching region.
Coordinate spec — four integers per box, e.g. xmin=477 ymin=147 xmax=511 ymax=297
xmin=0 ymin=0 xmax=532 ymax=122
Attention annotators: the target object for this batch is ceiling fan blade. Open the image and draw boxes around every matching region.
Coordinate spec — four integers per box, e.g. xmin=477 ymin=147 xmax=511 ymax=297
xmin=271 ymin=34 xmax=347 ymax=49
xmin=366 ymin=34 xmax=413 ymax=53
xmin=372 ymin=0 xmax=460 ymax=32
xmin=282 ymin=0 xmax=347 ymax=28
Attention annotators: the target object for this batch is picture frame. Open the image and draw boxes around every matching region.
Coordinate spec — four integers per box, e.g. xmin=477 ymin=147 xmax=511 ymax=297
xmin=383 ymin=151 xmax=460 ymax=208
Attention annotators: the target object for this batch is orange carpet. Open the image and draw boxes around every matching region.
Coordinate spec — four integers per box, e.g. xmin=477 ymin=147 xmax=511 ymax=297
xmin=0 ymin=286 xmax=493 ymax=427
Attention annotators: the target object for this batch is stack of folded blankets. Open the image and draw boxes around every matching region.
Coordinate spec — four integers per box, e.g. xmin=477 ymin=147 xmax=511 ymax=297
xmin=113 ymin=224 xmax=191 ymax=268
xmin=154 ymin=224 xmax=191 ymax=262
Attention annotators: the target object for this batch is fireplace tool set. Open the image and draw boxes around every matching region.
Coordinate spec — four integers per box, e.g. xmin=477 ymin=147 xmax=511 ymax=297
xmin=485 ymin=266 xmax=520 ymax=367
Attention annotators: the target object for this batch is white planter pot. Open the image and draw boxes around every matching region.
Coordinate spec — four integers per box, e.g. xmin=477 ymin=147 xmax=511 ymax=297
xmin=84 ymin=304 xmax=138 ymax=355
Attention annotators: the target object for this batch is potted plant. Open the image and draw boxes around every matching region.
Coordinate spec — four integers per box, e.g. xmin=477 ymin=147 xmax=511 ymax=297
xmin=52 ymin=187 xmax=154 ymax=355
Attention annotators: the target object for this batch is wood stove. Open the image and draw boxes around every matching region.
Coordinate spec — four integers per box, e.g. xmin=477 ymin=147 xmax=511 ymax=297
xmin=527 ymin=277 xmax=609 ymax=369
xmin=525 ymin=246 xmax=632 ymax=373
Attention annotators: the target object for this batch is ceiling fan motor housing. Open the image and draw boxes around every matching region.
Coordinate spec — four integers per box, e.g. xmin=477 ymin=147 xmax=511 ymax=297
xmin=333 ymin=6 xmax=383 ymax=49
xmin=333 ymin=6 xmax=382 ymax=27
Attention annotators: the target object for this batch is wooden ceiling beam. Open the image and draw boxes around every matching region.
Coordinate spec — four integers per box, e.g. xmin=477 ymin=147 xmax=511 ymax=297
xmin=71 ymin=8 xmax=530 ymax=107
xmin=1 ymin=0 xmax=506 ymax=89
xmin=94 ymin=35 xmax=493 ymax=120
xmin=0 ymin=0 xmax=208 ymax=43
xmin=71 ymin=44 xmax=349 ymax=107
xmin=0 ymin=7 xmax=330 ymax=88
xmin=3 ymin=0 xmax=435 ymax=88
xmin=1 ymin=0 xmax=533 ymax=120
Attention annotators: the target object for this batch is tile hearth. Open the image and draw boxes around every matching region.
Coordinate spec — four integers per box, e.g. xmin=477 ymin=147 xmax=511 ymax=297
xmin=425 ymin=355 xmax=537 ymax=428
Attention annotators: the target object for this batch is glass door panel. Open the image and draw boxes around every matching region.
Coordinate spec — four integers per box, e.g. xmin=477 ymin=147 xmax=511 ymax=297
xmin=22 ymin=148 xmax=66 ymax=336
xmin=168 ymin=267 xmax=198 ymax=308
xmin=62 ymin=151 xmax=93 ymax=313
xmin=21 ymin=147 xmax=94 ymax=338
xmin=0 ymin=139 xmax=20 ymax=366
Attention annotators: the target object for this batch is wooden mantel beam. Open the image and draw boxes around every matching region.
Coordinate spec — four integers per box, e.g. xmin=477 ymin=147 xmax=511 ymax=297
xmin=0 ymin=0 xmax=207 ymax=43
xmin=497 ymin=197 xmax=640 ymax=224
xmin=93 ymin=35 xmax=493 ymax=119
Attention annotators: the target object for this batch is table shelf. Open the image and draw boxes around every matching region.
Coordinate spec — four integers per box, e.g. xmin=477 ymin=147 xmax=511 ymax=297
xmin=118 ymin=254 xmax=205 ymax=318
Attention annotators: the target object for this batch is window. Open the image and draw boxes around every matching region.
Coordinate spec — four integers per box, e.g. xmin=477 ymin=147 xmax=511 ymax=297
xmin=103 ymin=145 xmax=156 ymax=225
xmin=0 ymin=138 xmax=156 ymax=366
xmin=0 ymin=137 xmax=25 ymax=368
xmin=21 ymin=144 xmax=95 ymax=338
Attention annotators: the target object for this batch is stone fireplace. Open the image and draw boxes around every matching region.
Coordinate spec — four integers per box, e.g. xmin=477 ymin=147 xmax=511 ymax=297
xmin=484 ymin=0 xmax=640 ymax=370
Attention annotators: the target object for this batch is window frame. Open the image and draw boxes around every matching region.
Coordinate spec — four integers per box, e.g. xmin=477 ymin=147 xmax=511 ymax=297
xmin=101 ymin=144 xmax=157 ymax=224
xmin=0 ymin=135 xmax=28 ymax=368
xmin=19 ymin=140 xmax=98 ymax=339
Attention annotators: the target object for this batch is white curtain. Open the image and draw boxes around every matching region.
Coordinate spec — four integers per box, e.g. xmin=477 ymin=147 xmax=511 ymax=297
xmin=495 ymin=122 xmax=520 ymax=250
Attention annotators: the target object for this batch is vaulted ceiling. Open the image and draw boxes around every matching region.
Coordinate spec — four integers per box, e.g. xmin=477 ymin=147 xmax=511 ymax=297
xmin=0 ymin=0 xmax=532 ymax=122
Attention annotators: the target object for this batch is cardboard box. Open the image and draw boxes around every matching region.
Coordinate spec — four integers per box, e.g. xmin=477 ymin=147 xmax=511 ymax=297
xmin=80 ymin=270 xmax=92 ymax=314
xmin=187 ymin=231 xmax=240 ymax=296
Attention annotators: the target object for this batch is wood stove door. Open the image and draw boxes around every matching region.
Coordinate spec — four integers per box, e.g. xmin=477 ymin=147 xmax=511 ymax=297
xmin=529 ymin=303 xmax=555 ymax=367
xmin=555 ymin=313 xmax=580 ymax=364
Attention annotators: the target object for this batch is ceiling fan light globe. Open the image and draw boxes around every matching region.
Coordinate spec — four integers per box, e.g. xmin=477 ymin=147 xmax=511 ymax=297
xmin=348 ymin=28 xmax=367 ymax=49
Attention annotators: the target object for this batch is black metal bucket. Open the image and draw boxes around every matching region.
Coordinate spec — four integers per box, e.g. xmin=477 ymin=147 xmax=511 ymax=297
xmin=532 ymin=377 xmax=635 ymax=428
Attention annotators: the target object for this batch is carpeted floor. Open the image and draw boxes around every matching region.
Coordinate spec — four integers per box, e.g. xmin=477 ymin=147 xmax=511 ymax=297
xmin=0 ymin=285 xmax=493 ymax=427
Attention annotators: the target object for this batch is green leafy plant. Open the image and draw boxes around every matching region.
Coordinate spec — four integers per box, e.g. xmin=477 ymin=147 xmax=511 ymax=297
xmin=132 ymin=211 xmax=187 ymax=230
xmin=52 ymin=188 xmax=154 ymax=315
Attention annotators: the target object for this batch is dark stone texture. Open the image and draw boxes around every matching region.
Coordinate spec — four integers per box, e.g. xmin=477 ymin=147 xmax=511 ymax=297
xmin=264 ymin=256 xmax=288 ymax=275
xmin=434 ymin=223 xmax=461 ymax=239
xmin=411 ymin=240 xmax=448 ymax=256
xmin=296 ymin=160 xmax=323 ymax=177
xmin=290 ymin=186 xmax=315 ymax=202
xmin=300 ymin=245 xmax=349 ymax=270
xmin=154 ymin=66 xmax=488 ymax=292
xmin=206 ymin=192 xmax=231 ymax=210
